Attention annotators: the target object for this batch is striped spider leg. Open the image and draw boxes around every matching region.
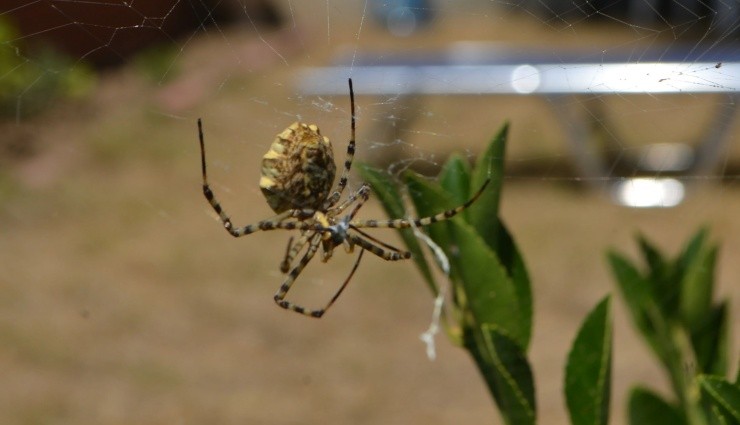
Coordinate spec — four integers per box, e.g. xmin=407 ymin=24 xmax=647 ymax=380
xmin=273 ymin=179 xmax=490 ymax=318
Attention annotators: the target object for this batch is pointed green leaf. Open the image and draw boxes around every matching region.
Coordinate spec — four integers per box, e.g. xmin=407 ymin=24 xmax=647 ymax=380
xmin=607 ymin=251 xmax=652 ymax=306
xmin=607 ymin=251 xmax=657 ymax=340
xmin=680 ymin=242 xmax=717 ymax=332
xmin=565 ymin=296 xmax=613 ymax=425
xmin=356 ymin=163 xmax=436 ymax=292
xmin=449 ymin=219 xmax=527 ymax=346
xmin=439 ymin=152 xmax=472 ymax=212
xmin=673 ymin=227 xmax=709 ymax=296
xmin=497 ymin=220 xmax=533 ymax=348
xmin=466 ymin=324 xmax=536 ymax=425
xmin=698 ymin=375 xmax=740 ymax=423
xmin=469 ymin=123 xmax=508 ymax=252
xmin=607 ymin=250 xmax=674 ymax=367
xmin=692 ymin=302 xmax=729 ymax=375
xmin=676 ymin=227 xmax=710 ymax=272
xmin=628 ymin=387 xmax=685 ymax=425
xmin=638 ymin=234 xmax=680 ymax=318
xmin=638 ymin=234 xmax=667 ymax=274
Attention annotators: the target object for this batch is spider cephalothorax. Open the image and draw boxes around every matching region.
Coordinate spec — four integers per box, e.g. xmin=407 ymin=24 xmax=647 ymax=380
xmin=198 ymin=78 xmax=489 ymax=318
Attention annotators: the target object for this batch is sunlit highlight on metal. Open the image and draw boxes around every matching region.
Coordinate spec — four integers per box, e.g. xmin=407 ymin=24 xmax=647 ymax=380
xmin=612 ymin=178 xmax=685 ymax=208
xmin=298 ymin=62 xmax=740 ymax=95
xmin=511 ymin=65 xmax=541 ymax=94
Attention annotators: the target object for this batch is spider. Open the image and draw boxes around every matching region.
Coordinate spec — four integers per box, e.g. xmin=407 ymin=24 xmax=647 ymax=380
xmin=198 ymin=78 xmax=489 ymax=318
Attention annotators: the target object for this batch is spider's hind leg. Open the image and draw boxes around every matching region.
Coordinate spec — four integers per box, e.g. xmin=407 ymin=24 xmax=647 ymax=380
xmin=274 ymin=235 xmax=365 ymax=318
xmin=280 ymin=232 xmax=313 ymax=273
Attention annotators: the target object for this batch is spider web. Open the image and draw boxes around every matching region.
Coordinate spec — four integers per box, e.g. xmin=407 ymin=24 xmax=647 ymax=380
xmin=1 ymin=1 xmax=739 ymax=424
xmin=2 ymin=2 xmax=739 ymax=185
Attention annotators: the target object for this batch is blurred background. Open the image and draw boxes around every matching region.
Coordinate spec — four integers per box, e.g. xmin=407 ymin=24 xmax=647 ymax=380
xmin=0 ymin=1 xmax=738 ymax=423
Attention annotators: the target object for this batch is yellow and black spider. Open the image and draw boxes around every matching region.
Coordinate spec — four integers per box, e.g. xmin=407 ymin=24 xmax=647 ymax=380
xmin=198 ymin=78 xmax=489 ymax=318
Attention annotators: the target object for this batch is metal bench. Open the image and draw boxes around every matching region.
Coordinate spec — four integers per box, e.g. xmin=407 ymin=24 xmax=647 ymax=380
xmin=296 ymin=42 xmax=739 ymax=206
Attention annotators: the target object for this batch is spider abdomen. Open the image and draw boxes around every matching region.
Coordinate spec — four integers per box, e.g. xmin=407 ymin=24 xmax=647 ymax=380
xmin=260 ymin=122 xmax=337 ymax=213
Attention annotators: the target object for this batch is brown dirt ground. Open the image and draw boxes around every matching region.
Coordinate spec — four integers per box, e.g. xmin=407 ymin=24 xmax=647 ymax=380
xmin=1 ymin=5 xmax=738 ymax=425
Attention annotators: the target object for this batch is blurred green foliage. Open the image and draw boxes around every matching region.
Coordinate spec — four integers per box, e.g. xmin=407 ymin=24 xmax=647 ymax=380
xmin=0 ymin=17 xmax=95 ymax=119
xmin=609 ymin=229 xmax=738 ymax=425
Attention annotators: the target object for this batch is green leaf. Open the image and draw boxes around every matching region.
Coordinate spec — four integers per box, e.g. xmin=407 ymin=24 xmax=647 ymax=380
xmin=356 ymin=163 xmax=437 ymax=293
xmin=638 ymin=234 xmax=679 ymax=318
xmin=607 ymin=251 xmax=652 ymax=310
xmin=469 ymin=123 xmax=508 ymax=252
xmin=638 ymin=234 xmax=667 ymax=273
xmin=449 ymin=219 xmax=527 ymax=347
xmin=403 ymin=171 xmax=459 ymax=277
xmin=496 ymin=221 xmax=533 ymax=349
xmin=607 ymin=251 xmax=663 ymax=355
xmin=439 ymin=153 xmax=472 ymax=214
xmin=607 ymin=250 xmax=680 ymax=373
xmin=565 ymin=296 xmax=613 ymax=425
xmin=698 ymin=375 xmax=740 ymax=424
xmin=674 ymin=228 xmax=713 ymax=323
xmin=676 ymin=228 xmax=710 ymax=273
xmin=359 ymin=130 xmax=539 ymax=425
xmin=628 ymin=387 xmax=685 ymax=425
xmin=465 ymin=123 xmax=533 ymax=348
xmin=466 ymin=324 xmax=536 ymax=425
xmin=680 ymin=242 xmax=717 ymax=332
xmin=691 ymin=302 xmax=729 ymax=376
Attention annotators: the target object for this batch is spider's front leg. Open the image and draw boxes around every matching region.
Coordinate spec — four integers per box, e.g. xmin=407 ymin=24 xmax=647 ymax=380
xmin=198 ymin=118 xmax=317 ymax=237
xmin=321 ymin=78 xmax=356 ymax=210
xmin=348 ymin=233 xmax=411 ymax=261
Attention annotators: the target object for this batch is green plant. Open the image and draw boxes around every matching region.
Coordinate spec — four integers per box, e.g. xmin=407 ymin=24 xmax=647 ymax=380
xmin=359 ymin=124 xmax=736 ymax=424
xmin=609 ymin=229 xmax=739 ymax=425
xmin=0 ymin=17 xmax=95 ymax=118
xmin=358 ymin=124 xmax=612 ymax=424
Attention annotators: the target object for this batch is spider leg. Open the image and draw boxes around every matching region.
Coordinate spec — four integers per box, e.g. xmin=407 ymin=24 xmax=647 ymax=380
xmin=280 ymin=236 xmax=295 ymax=273
xmin=275 ymin=242 xmax=366 ymax=319
xmin=348 ymin=234 xmax=411 ymax=261
xmin=327 ymin=183 xmax=369 ymax=216
xmin=276 ymin=232 xmax=359 ymax=318
xmin=199 ymin=118 xmax=326 ymax=236
xmin=350 ymin=178 xmax=491 ymax=230
xmin=281 ymin=231 xmax=313 ymax=273
xmin=319 ymin=184 xmax=371 ymax=263
xmin=351 ymin=226 xmax=409 ymax=256
xmin=322 ymin=78 xmax=356 ymax=210
xmin=317 ymin=249 xmax=365 ymax=317
xmin=274 ymin=233 xmax=321 ymax=314
xmin=343 ymin=184 xmax=370 ymax=221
